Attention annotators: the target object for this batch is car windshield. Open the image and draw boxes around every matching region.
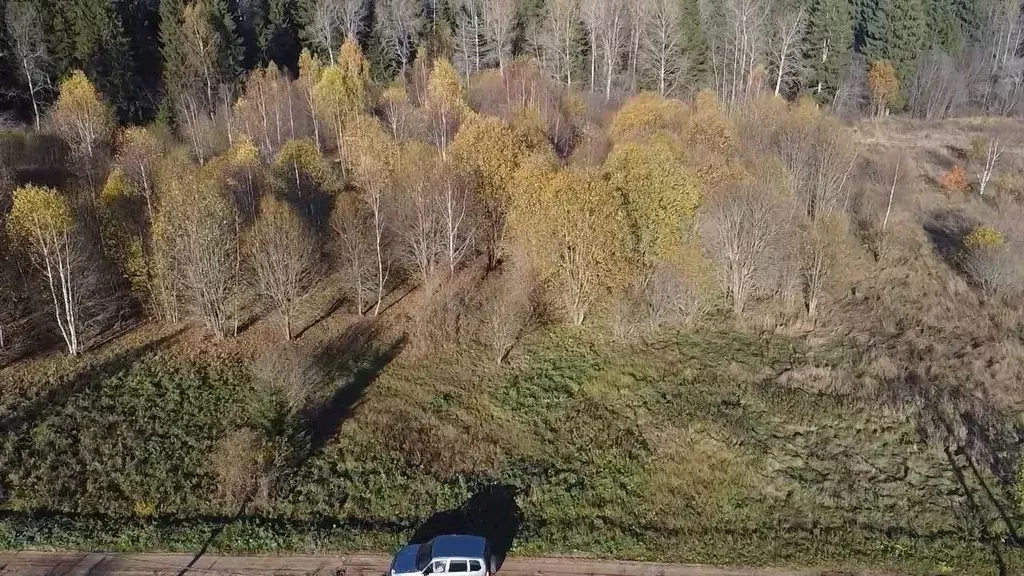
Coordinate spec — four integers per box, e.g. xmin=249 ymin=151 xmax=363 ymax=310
xmin=414 ymin=542 xmax=434 ymax=571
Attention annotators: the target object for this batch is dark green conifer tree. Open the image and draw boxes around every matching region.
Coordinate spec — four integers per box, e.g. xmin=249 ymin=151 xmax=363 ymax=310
xmin=680 ymin=0 xmax=710 ymax=88
xmin=266 ymin=0 xmax=300 ymax=72
xmin=210 ymin=0 xmax=245 ymax=84
xmin=878 ymin=0 xmax=927 ymax=82
xmin=803 ymin=0 xmax=854 ymax=100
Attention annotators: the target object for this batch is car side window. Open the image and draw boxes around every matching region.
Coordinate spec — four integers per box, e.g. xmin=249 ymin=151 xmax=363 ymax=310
xmin=448 ymin=561 xmax=468 ymax=573
xmin=468 ymin=561 xmax=482 ymax=572
xmin=432 ymin=560 xmax=447 ymax=574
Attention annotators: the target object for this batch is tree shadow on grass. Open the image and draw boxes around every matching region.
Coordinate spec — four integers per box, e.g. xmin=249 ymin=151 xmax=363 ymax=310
xmin=299 ymin=319 xmax=406 ymax=456
xmin=294 ymin=292 xmax=348 ymax=340
xmin=899 ymin=370 xmax=1022 ymax=576
xmin=0 ymin=328 xmax=185 ymax=438
xmin=176 ymin=320 xmax=404 ymax=574
xmin=410 ymin=484 xmax=522 ymax=570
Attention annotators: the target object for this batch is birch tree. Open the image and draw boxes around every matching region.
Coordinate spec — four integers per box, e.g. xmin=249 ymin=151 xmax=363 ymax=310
xmin=4 ymin=1 xmax=50 ymax=130
xmin=509 ymin=158 xmax=625 ymax=326
xmin=163 ymin=0 xmax=225 ymax=162
xmin=708 ymin=0 xmax=770 ymax=107
xmin=626 ymin=0 xmax=647 ymax=93
xmin=380 ymin=82 xmax=413 ymax=139
xmin=582 ymin=0 xmax=628 ymax=100
xmin=703 ymin=170 xmax=790 ymax=316
xmin=453 ymin=0 xmax=486 ymax=78
xmin=331 ymin=194 xmax=374 ymax=315
xmin=481 ymin=0 xmax=516 ymax=74
xmin=426 ymin=59 xmax=466 ymax=159
xmin=114 ymin=127 xmax=162 ymax=225
xmin=774 ymin=104 xmax=856 ymax=221
xmin=154 ymin=157 xmax=238 ymax=337
xmin=338 ymin=0 xmax=367 ymax=41
xmin=637 ymin=0 xmax=685 ymax=96
xmin=538 ymin=0 xmax=582 ymax=88
xmin=248 ymin=196 xmax=316 ymax=341
xmin=313 ymin=38 xmax=370 ymax=164
xmin=437 ymin=158 xmax=474 ymax=274
xmin=6 ymin=185 xmax=83 ymax=355
xmin=348 ymin=116 xmax=398 ymax=316
xmin=298 ymin=49 xmax=325 ymax=150
xmin=971 ymin=135 xmax=1004 ymax=196
xmin=376 ymin=0 xmax=421 ymax=74
xmin=768 ymin=7 xmax=805 ymax=97
xmin=305 ymin=0 xmax=340 ymax=62
xmin=450 ymin=114 xmax=530 ymax=270
xmin=51 ymin=70 xmax=114 ymax=165
xmin=396 ymin=141 xmax=444 ymax=289
xmin=800 ymin=213 xmax=846 ymax=318
xmin=183 ymin=0 xmax=219 ymax=115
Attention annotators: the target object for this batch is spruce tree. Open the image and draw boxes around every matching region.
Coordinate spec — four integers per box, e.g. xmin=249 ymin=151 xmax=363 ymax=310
xmin=854 ymin=0 xmax=884 ymax=58
xmin=926 ymin=0 xmax=963 ymax=51
xmin=237 ymin=0 xmax=270 ymax=67
xmin=878 ymin=0 xmax=927 ymax=83
xmin=680 ymin=0 xmax=711 ymax=88
xmin=266 ymin=0 xmax=301 ymax=72
xmin=160 ymin=0 xmax=188 ymax=93
xmin=48 ymin=0 xmax=77 ymax=77
xmin=803 ymin=0 xmax=853 ymax=100
xmin=211 ymin=0 xmax=245 ymax=83
xmin=53 ymin=0 xmax=138 ymax=122
xmin=118 ymin=0 xmax=164 ymax=121
xmin=953 ymin=0 xmax=983 ymax=44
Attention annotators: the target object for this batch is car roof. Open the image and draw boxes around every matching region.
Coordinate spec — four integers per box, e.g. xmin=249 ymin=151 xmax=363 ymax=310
xmin=427 ymin=534 xmax=488 ymax=559
xmin=392 ymin=535 xmax=489 ymax=574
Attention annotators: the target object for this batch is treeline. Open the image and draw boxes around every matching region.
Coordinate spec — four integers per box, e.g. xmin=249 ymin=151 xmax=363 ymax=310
xmin=1 ymin=0 xmax=1023 ymax=126
xmin=0 ymin=31 xmax=889 ymax=361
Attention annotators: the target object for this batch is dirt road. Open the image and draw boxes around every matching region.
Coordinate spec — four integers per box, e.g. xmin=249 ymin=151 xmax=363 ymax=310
xmin=0 ymin=552 xmax=884 ymax=576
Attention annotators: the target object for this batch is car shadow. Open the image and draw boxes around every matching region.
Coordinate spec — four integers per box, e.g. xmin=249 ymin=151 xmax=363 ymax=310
xmin=409 ymin=484 xmax=522 ymax=571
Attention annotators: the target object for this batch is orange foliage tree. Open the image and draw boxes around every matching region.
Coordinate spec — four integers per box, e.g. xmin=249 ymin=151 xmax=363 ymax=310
xmin=867 ymin=61 xmax=900 ymax=118
xmin=939 ymin=165 xmax=970 ymax=193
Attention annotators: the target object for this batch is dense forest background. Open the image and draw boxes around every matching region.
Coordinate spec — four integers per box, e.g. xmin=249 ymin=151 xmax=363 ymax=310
xmin=0 ymin=0 xmax=1023 ymax=126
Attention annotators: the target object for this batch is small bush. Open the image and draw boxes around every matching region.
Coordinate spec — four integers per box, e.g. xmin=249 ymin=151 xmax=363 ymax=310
xmin=963 ymin=226 xmax=1004 ymax=250
xmin=959 ymin=226 xmax=1016 ymax=295
xmin=939 ymin=165 xmax=970 ymax=193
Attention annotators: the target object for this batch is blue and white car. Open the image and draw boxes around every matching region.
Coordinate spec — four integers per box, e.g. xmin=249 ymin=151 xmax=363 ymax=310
xmin=390 ymin=535 xmax=496 ymax=576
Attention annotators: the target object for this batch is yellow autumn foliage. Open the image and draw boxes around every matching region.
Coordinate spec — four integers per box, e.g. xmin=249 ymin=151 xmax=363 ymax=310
xmin=605 ymin=135 xmax=701 ymax=278
xmin=508 ymin=161 xmax=626 ymax=325
xmin=298 ymin=49 xmax=324 ymax=87
xmin=100 ymin=167 xmax=131 ymax=205
xmin=7 ymin=185 xmax=75 ymax=250
xmin=314 ymin=38 xmax=371 ymax=130
xmin=451 ymin=113 xmax=537 ymax=207
xmin=275 ymin=139 xmax=332 ymax=188
xmin=964 ymin=226 xmax=1004 ymax=250
xmin=347 ymin=115 xmax=398 ymax=191
xmin=427 ymin=58 xmax=464 ymax=113
xmin=52 ymin=70 xmax=113 ymax=161
xmin=687 ymin=90 xmax=734 ymax=158
xmin=610 ymin=92 xmax=688 ymax=142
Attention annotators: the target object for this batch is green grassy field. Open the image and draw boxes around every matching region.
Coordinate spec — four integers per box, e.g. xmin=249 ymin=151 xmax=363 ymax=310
xmin=1 ymin=326 xmax=1021 ymax=575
